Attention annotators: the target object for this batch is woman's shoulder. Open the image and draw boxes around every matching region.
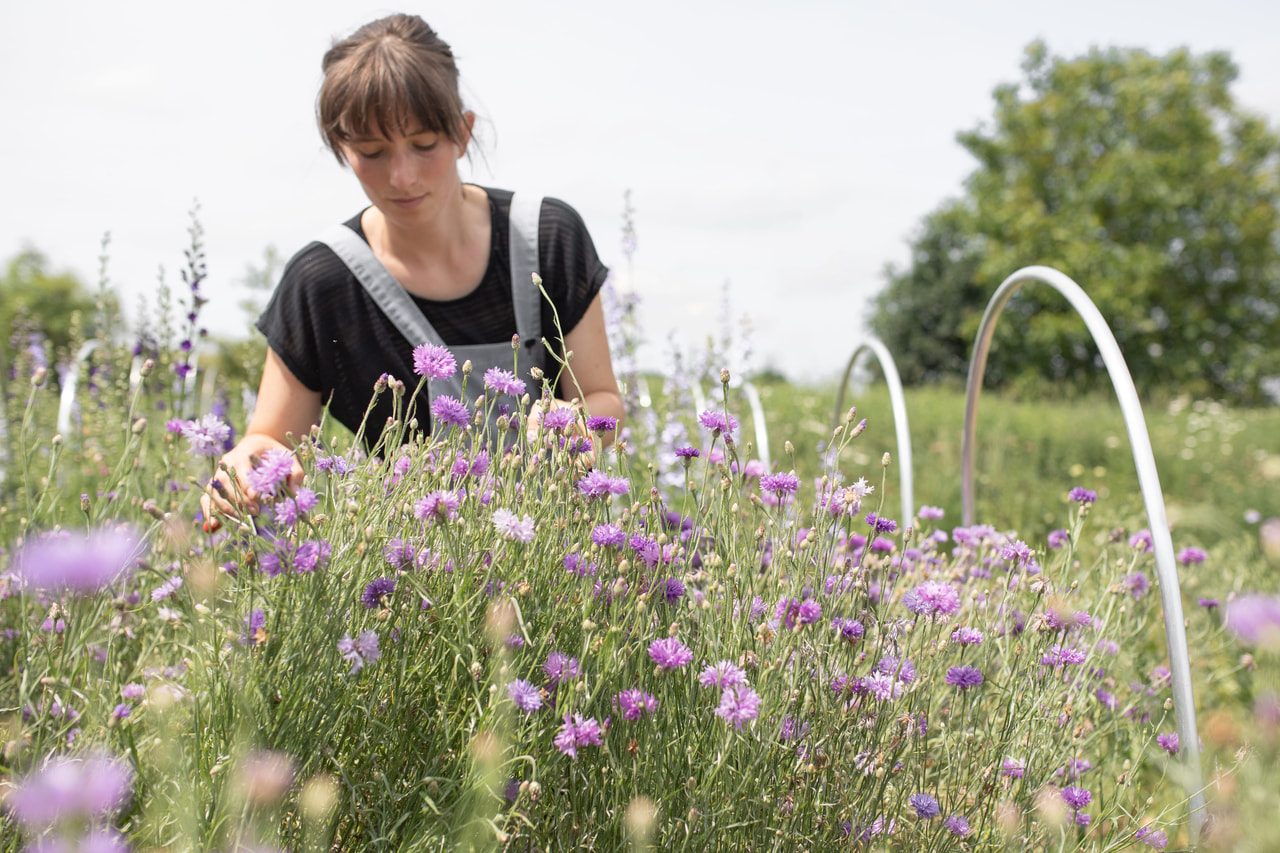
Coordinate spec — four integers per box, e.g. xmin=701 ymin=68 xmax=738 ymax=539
xmin=276 ymin=213 xmax=367 ymax=295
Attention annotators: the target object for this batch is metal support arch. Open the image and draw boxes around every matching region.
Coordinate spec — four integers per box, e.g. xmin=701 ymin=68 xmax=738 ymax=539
xmin=960 ymin=265 xmax=1206 ymax=840
xmin=57 ymin=340 xmax=102 ymax=437
xmin=832 ymin=337 xmax=914 ymax=527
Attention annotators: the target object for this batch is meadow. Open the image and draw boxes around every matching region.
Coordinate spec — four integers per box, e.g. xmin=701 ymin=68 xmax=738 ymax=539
xmin=1 ymin=270 xmax=1278 ymax=852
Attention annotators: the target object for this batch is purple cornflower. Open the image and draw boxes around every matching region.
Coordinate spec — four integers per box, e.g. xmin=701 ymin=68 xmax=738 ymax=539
xmin=1124 ymin=571 xmax=1151 ymax=599
xmin=797 ymin=599 xmax=823 ymax=625
xmin=492 ymin=508 xmax=536 ymax=543
xmin=699 ymin=660 xmax=748 ymax=689
xmin=918 ymin=505 xmax=945 ymax=520
xmin=576 ymin=470 xmax=630 ymax=498
xmin=674 ymin=446 xmax=701 ymax=460
xmin=902 ymin=580 xmax=960 ymax=617
xmin=945 ymin=665 xmax=984 ymax=689
xmin=1129 ymin=529 xmax=1154 ymax=551
xmin=11 ymin=527 xmax=140 ymax=593
xmin=1047 ymin=528 xmax=1071 ymax=549
xmin=553 ymin=714 xmax=604 ymax=759
xmin=586 ymin=415 xmax=618 ymax=433
xmin=179 ymin=414 xmax=231 ymax=457
xmin=648 ymin=637 xmax=694 ymax=670
xmin=483 ymin=366 xmax=525 ymax=396
xmin=862 ymin=672 xmax=903 ymax=702
xmin=877 ymin=655 xmax=916 ymax=684
xmin=316 ymin=453 xmax=355 ymax=475
xmin=908 ymin=792 xmax=940 ymax=819
xmin=865 ymin=512 xmax=898 ymax=534
xmin=430 ymin=395 xmax=469 ymax=430
xmin=540 ymin=406 xmax=576 ymax=432
xmin=1135 ymin=827 xmax=1170 ymax=849
xmin=292 ymin=539 xmax=331 ymax=573
xmin=543 ymin=652 xmax=581 ymax=687
xmin=120 ymin=684 xmax=145 ymax=701
xmin=5 ymin=751 xmax=134 ymax=829
xmin=656 ymin=577 xmax=685 ymax=604
xmin=1156 ymin=732 xmax=1179 ymax=755
xmin=361 ymin=577 xmax=395 ymax=609
xmin=414 ymin=490 xmax=461 ymax=523
xmin=759 ymin=472 xmax=800 ymax=497
xmin=241 ymin=609 xmax=267 ymax=646
xmin=151 ymin=576 xmax=182 ymax=601
xmin=507 ymin=679 xmax=543 ymax=712
xmin=715 ymin=686 xmax=761 ymax=729
xmin=697 ymin=410 xmax=739 ymax=439
xmin=591 ymin=523 xmax=626 ymax=548
xmin=1041 ymin=644 xmax=1087 ymax=667
xmin=1199 ymin=597 xmax=1221 ymax=610
xmin=1061 ymin=786 xmax=1092 ymax=810
xmin=951 ymin=626 xmax=984 ymax=645
xmin=332 ymin=627 xmax=376 ymax=676
xmin=245 ymin=448 xmax=296 ymax=499
xmin=615 ymin=689 xmax=658 ymax=721
xmin=833 ymin=618 xmax=865 ymax=643
xmin=944 ymin=815 xmax=971 ymax=836
xmin=1223 ymin=595 xmax=1280 ymax=647
xmin=1068 ymin=486 xmax=1098 ymax=504
xmin=1177 ymin=546 xmax=1207 ymax=566
xmin=412 ymin=343 xmax=457 ymax=379
xmin=1002 ymin=757 xmax=1026 ymax=778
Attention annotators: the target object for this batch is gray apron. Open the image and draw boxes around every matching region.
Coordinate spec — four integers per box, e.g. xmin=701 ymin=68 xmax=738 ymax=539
xmin=317 ymin=192 xmax=546 ymax=439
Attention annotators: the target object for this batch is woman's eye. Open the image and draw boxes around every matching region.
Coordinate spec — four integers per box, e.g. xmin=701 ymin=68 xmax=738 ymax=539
xmin=357 ymin=149 xmax=383 ymax=160
xmin=414 ymin=143 xmax=438 ymax=153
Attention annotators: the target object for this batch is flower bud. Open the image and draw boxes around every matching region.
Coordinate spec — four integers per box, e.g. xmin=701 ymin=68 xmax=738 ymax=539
xmin=52 ymin=434 xmax=63 ymax=447
xmin=720 ymin=368 xmax=731 ymax=385
xmin=850 ymin=418 xmax=867 ymax=438
xmin=31 ymin=367 xmax=48 ymax=387
xmin=132 ymin=418 xmax=147 ymax=435
xmin=531 ymin=272 xmax=542 ymax=287
xmin=140 ymin=358 xmax=156 ymax=377
xmin=511 ymin=334 xmax=520 ymax=350
xmin=462 ymin=359 xmax=473 ymax=376
xmin=882 ymin=452 xmax=891 ymax=468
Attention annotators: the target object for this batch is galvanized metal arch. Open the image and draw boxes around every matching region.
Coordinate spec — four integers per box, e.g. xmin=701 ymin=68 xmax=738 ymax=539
xmin=961 ymin=265 xmax=1206 ymax=839
xmin=832 ymin=337 xmax=914 ymax=527
xmin=57 ymin=340 xmax=102 ymax=436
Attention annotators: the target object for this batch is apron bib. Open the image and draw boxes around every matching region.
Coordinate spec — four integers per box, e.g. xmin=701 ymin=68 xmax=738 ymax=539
xmin=317 ymin=192 xmax=546 ymax=441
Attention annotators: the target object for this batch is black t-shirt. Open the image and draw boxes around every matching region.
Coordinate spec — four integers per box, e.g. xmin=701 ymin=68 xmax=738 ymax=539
xmin=256 ymin=187 xmax=608 ymax=447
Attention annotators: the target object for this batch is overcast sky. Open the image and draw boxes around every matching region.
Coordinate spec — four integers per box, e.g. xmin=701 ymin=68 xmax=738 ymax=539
xmin=3 ymin=0 xmax=1279 ymax=383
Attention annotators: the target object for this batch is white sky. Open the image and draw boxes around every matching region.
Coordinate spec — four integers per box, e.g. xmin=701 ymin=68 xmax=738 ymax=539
xmin=3 ymin=0 xmax=1279 ymax=382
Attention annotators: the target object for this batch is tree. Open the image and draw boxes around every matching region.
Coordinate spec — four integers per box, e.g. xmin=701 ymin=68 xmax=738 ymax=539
xmin=870 ymin=42 xmax=1280 ymax=402
xmin=0 ymin=247 xmax=97 ymax=369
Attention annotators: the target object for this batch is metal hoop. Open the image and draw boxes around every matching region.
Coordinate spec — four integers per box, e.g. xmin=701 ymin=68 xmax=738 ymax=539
xmin=832 ymin=338 xmax=914 ymax=527
xmin=961 ymin=265 xmax=1205 ymax=839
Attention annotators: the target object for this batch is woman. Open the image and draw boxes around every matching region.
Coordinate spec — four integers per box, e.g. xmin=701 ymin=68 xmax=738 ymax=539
xmin=204 ymin=13 xmax=622 ymax=528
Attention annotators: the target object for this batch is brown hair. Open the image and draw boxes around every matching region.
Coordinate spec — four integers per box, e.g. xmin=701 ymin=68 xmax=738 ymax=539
xmin=317 ymin=14 xmax=468 ymax=163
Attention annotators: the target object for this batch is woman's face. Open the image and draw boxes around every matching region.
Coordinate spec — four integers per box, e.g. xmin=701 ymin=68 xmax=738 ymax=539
xmin=341 ymin=117 xmax=471 ymax=225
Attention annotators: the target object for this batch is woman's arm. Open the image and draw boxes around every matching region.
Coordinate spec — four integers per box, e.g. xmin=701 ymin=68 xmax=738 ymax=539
xmin=202 ymin=347 xmax=323 ymax=528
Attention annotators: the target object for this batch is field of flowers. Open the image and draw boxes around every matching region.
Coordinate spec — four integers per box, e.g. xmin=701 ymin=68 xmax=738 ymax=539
xmin=2 ymin=266 xmax=1279 ymax=852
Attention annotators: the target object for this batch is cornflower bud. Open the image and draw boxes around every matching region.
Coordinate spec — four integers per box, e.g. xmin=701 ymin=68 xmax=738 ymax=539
xmin=31 ymin=367 xmax=48 ymax=387
xmin=511 ymin=334 xmax=520 ymax=350
xmin=882 ymin=452 xmax=891 ymax=468
xmin=530 ymin=367 xmax=544 ymax=381
xmin=132 ymin=418 xmax=147 ymax=435
xmin=850 ymin=418 xmax=867 ymax=438
xmin=531 ymin=272 xmax=542 ymax=287
xmin=52 ymin=434 xmax=63 ymax=447
xmin=80 ymin=493 xmax=90 ymax=513
xmin=462 ymin=359 xmax=473 ymax=376
xmin=140 ymin=358 xmax=156 ymax=377
xmin=720 ymin=368 xmax=731 ymax=385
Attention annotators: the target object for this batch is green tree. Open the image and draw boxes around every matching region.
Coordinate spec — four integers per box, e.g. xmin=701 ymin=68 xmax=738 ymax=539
xmin=0 ymin=247 xmax=97 ymax=367
xmin=870 ymin=42 xmax=1280 ymax=402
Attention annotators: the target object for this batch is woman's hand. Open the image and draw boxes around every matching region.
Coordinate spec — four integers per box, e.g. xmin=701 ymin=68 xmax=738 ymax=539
xmin=200 ymin=347 xmax=322 ymax=533
xmin=200 ymin=433 xmax=305 ymax=532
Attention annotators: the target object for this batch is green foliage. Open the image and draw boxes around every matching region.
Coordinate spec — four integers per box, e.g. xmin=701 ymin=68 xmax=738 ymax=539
xmin=0 ymin=247 xmax=98 ymax=370
xmin=870 ymin=42 xmax=1280 ymax=403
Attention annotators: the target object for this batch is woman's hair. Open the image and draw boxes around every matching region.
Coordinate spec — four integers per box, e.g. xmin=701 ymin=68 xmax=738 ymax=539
xmin=317 ymin=14 xmax=468 ymax=163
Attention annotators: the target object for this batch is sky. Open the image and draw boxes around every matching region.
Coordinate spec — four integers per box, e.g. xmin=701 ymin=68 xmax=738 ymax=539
xmin=3 ymin=0 xmax=1279 ymax=384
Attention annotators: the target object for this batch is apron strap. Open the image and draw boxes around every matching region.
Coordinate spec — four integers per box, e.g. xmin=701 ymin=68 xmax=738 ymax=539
xmin=316 ymin=223 xmax=444 ymax=347
xmin=508 ymin=192 xmax=544 ymax=348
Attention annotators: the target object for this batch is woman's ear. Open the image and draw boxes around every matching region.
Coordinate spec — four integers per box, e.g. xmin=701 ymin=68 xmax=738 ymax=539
xmin=458 ymin=111 xmax=477 ymax=158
